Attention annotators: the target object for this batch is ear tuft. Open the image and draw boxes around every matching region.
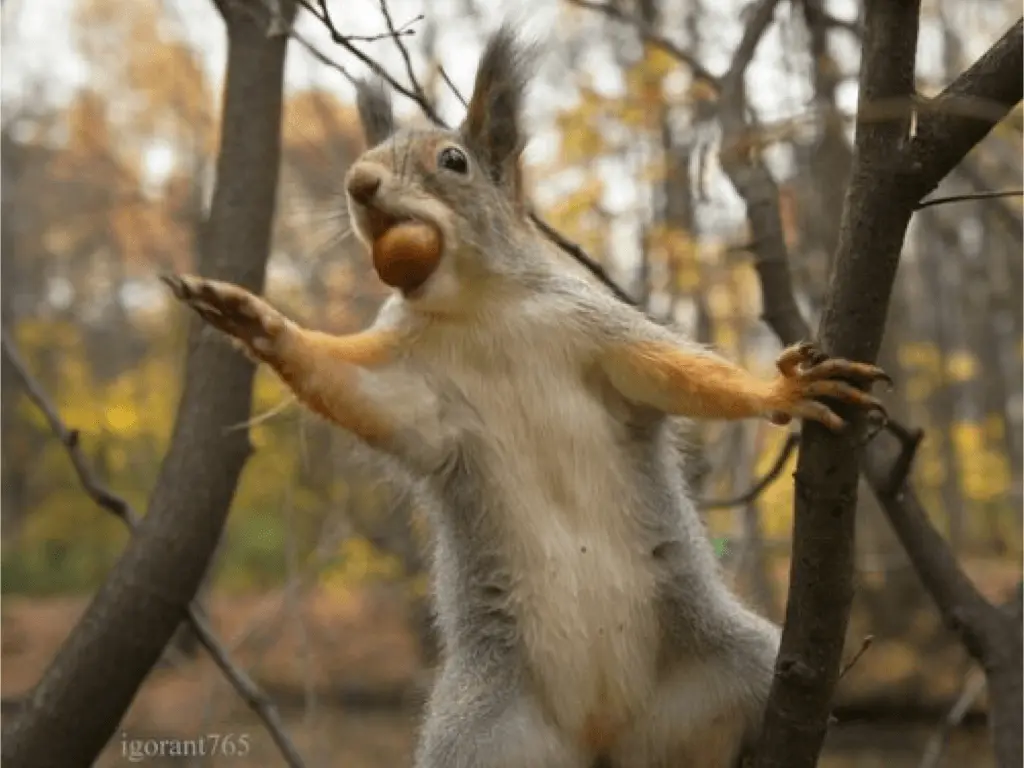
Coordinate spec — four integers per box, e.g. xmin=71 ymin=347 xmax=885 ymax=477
xmin=355 ymin=77 xmax=396 ymax=148
xmin=460 ymin=25 xmax=538 ymax=187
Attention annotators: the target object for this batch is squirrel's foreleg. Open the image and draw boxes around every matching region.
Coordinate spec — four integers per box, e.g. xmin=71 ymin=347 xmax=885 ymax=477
xmin=163 ymin=275 xmax=447 ymax=463
xmin=600 ymin=337 xmax=889 ymax=431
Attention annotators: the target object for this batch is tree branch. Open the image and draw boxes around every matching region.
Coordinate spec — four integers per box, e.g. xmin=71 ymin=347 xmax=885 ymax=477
xmin=529 ymin=211 xmax=637 ymax=305
xmin=697 ymin=433 xmax=798 ymax=510
xmin=909 ymin=18 xmax=1023 ymax=200
xmin=377 ymin=0 xmax=431 ymax=114
xmin=919 ymin=669 xmax=987 ymax=768
xmin=717 ymin=0 xmax=808 ymax=346
xmin=565 ymin=0 xmax=720 ymax=90
xmin=753 ymin=1 xmax=924 ymax=765
xmin=859 ymin=434 xmax=1004 ymax=662
xmin=914 ymin=188 xmax=1023 ymax=210
xmin=0 ymin=332 xmax=307 ymax=768
xmin=724 ymin=0 xmax=784 ymax=85
xmin=296 ymin=0 xmax=444 ymax=125
xmin=1 ymin=2 xmax=299 ymax=764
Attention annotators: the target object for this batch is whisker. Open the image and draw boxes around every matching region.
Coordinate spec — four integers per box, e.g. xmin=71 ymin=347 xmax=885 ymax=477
xmin=303 ymin=227 xmax=356 ymax=266
xmin=223 ymin=395 xmax=298 ymax=433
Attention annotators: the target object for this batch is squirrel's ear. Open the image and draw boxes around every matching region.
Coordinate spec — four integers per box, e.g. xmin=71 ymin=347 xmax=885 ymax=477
xmin=461 ymin=26 xmax=535 ymax=189
xmin=355 ymin=78 xmax=395 ymax=148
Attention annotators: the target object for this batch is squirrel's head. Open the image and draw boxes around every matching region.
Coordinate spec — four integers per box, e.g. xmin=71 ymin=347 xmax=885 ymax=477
xmin=345 ymin=26 xmax=543 ymax=314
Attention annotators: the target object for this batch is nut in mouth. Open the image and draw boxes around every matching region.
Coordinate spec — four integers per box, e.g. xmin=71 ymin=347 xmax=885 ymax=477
xmin=362 ymin=208 xmax=444 ymax=295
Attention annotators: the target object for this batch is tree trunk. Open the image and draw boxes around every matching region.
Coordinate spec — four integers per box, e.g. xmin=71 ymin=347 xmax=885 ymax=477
xmin=755 ymin=2 xmax=924 ymax=764
xmin=0 ymin=3 xmax=295 ymax=766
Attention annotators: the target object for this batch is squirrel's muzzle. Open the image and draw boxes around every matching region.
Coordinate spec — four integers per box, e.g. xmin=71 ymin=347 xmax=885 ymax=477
xmin=346 ymin=164 xmax=444 ymax=294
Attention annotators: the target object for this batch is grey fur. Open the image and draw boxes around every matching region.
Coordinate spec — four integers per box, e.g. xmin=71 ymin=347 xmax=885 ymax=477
xmin=340 ymin=27 xmax=780 ymax=768
xmin=355 ymin=76 xmax=396 ymax=148
xmin=460 ymin=24 xmax=538 ymax=186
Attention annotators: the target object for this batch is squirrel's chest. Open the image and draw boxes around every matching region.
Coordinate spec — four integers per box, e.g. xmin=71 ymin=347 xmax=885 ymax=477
xmin=426 ymin=332 xmax=662 ymax=735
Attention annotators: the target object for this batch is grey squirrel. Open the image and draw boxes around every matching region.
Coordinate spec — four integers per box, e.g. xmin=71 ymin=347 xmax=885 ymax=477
xmin=164 ymin=25 xmax=888 ymax=768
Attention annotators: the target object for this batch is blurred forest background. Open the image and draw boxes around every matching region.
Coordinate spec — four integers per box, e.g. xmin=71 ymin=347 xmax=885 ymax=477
xmin=1 ymin=0 xmax=1021 ymax=765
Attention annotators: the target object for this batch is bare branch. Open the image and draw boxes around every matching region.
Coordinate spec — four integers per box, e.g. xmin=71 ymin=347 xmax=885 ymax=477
xmin=915 ymin=188 xmax=1024 ymax=210
xmin=244 ymin=0 xmax=357 ymax=82
xmin=716 ymin=0 xmax=807 ymax=346
xmin=293 ymin=0 xmax=422 ymax=44
xmin=1 ymin=9 xmax=302 ymax=761
xmin=529 ymin=211 xmax=637 ymax=305
xmin=295 ymin=0 xmax=445 ymax=125
xmin=565 ymin=0 xmax=720 ymax=90
xmin=291 ymin=28 xmax=356 ymax=83
xmin=439 ymin=65 xmax=468 ymax=107
xmin=860 ymin=433 xmax=1010 ymax=664
xmin=724 ymin=0 xmax=784 ymax=85
xmin=753 ymin=1 xmax=923 ymax=765
xmin=801 ymin=3 xmax=861 ymax=39
xmin=0 ymin=332 xmax=308 ymax=768
xmin=378 ymin=0 xmax=432 ymax=114
xmin=919 ymin=669 xmax=987 ymax=768
xmin=881 ymin=422 xmax=924 ymax=497
xmin=697 ymin=433 xmax=799 ymax=510
xmin=837 ymin=634 xmax=874 ymax=680
xmin=909 ymin=17 xmax=1023 ymax=200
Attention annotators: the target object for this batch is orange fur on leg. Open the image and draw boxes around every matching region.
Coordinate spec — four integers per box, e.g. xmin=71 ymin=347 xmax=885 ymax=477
xmin=606 ymin=341 xmax=779 ymax=421
xmin=602 ymin=340 xmax=887 ymax=430
xmin=270 ymin=328 xmax=405 ymax=447
xmin=163 ymin=273 xmax=410 ymax=448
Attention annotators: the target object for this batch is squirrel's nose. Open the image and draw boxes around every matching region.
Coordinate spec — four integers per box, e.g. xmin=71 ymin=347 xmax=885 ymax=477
xmin=347 ymin=167 xmax=382 ymax=205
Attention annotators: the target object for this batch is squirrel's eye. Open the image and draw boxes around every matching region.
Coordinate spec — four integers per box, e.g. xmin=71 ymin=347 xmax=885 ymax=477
xmin=437 ymin=147 xmax=469 ymax=174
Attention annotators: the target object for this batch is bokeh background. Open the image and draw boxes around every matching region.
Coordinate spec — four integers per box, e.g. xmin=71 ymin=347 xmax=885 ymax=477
xmin=1 ymin=0 xmax=1021 ymax=765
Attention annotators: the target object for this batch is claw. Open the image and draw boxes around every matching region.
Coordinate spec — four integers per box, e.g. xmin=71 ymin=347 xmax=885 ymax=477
xmin=160 ymin=273 xmax=187 ymax=299
xmin=777 ymin=342 xmax=820 ymax=377
xmin=791 ymin=399 xmax=846 ymax=432
xmin=771 ymin=342 xmax=893 ymax=430
xmin=801 ymin=359 xmax=891 ymax=387
xmin=803 ymin=380 xmax=884 ymax=410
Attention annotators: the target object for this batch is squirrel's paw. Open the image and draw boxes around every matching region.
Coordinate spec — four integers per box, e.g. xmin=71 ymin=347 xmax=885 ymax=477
xmin=161 ymin=274 xmax=286 ymax=360
xmin=767 ymin=342 xmax=891 ymax=432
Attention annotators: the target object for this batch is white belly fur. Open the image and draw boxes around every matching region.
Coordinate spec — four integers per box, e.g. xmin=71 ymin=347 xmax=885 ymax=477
xmin=421 ymin=317 xmax=661 ymax=737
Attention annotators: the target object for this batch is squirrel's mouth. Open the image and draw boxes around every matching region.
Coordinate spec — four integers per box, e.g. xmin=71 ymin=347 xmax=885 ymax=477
xmin=361 ymin=206 xmax=411 ymax=241
xmin=357 ymin=205 xmax=445 ymax=296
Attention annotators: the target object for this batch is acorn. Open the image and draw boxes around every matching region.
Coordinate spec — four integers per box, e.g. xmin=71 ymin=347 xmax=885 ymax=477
xmin=371 ymin=222 xmax=443 ymax=293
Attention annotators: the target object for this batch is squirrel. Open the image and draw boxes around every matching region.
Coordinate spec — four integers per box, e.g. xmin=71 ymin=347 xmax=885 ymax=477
xmin=163 ymin=25 xmax=889 ymax=768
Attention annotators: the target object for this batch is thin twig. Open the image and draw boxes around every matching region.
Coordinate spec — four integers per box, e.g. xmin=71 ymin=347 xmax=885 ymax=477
xmin=698 ymin=433 xmax=800 ymax=510
xmin=292 ymin=28 xmax=356 ymax=83
xmin=801 ymin=3 xmax=861 ymax=38
xmin=883 ymin=423 xmax=925 ymax=497
xmin=915 ymin=189 xmax=1024 ymax=210
xmin=293 ymin=0 xmax=421 ymax=43
xmin=565 ymin=0 xmax=720 ymax=90
xmin=379 ymin=0 xmax=431 ymax=113
xmin=528 ymin=211 xmax=637 ymax=305
xmin=0 ymin=331 xmax=307 ymax=768
xmin=725 ymin=0 xmax=785 ymax=85
xmin=918 ymin=669 xmax=987 ymax=768
xmin=439 ymin=65 xmax=468 ymax=107
xmin=1 ymin=331 xmax=139 ymax=526
xmin=837 ymin=634 xmax=874 ymax=680
xmin=297 ymin=0 xmax=445 ymax=125
xmin=244 ymin=0 xmax=356 ymax=83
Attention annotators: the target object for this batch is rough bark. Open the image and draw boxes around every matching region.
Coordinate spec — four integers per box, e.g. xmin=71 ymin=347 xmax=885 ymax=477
xmin=753 ymin=8 xmax=1022 ymax=767
xmin=0 ymin=3 xmax=295 ymax=766
xmin=861 ymin=443 xmax=1023 ymax=767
